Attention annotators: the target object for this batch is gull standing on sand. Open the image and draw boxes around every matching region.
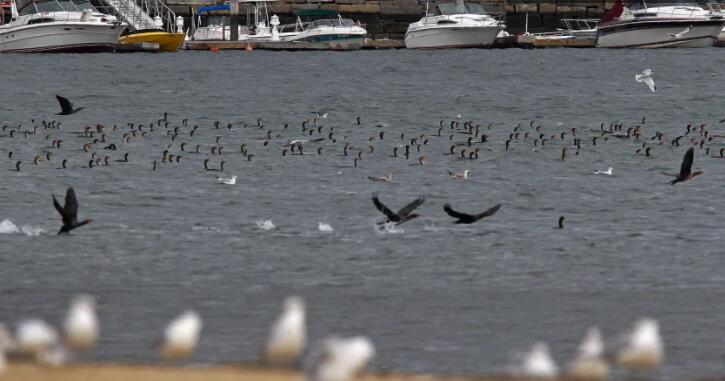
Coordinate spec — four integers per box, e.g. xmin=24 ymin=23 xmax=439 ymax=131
xmin=594 ymin=167 xmax=613 ymax=175
xmin=264 ymin=296 xmax=306 ymax=365
xmin=160 ymin=310 xmax=202 ymax=360
xmin=307 ymin=336 xmax=375 ymax=381
xmin=16 ymin=319 xmax=58 ymax=357
xmin=635 ymin=69 xmax=656 ymax=93
xmin=567 ymin=327 xmax=609 ymax=380
xmin=616 ymin=318 xmax=663 ymax=371
xmin=511 ymin=342 xmax=558 ymax=378
xmin=64 ymin=294 xmax=99 ymax=351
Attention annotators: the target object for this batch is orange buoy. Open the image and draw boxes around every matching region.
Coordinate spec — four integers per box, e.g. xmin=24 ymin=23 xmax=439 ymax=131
xmin=245 ymin=44 xmax=253 ymax=51
xmin=210 ymin=46 xmax=220 ymax=52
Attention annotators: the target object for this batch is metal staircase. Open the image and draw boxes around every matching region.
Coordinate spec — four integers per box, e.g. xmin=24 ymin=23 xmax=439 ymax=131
xmin=102 ymin=0 xmax=178 ymax=32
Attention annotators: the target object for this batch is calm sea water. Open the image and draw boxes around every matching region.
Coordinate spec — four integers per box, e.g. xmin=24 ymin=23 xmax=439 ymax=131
xmin=0 ymin=48 xmax=724 ymax=378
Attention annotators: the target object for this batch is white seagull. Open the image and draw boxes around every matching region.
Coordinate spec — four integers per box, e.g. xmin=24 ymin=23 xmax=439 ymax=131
xmin=616 ymin=318 xmax=663 ymax=371
xmin=668 ymin=25 xmax=691 ymax=39
xmin=16 ymin=319 xmax=59 ymax=357
xmin=307 ymin=336 xmax=375 ymax=381
xmin=64 ymin=294 xmax=99 ymax=351
xmin=594 ymin=167 xmax=613 ymax=175
xmin=264 ymin=296 xmax=306 ymax=365
xmin=217 ymin=175 xmax=237 ymax=185
xmin=511 ymin=342 xmax=558 ymax=378
xmin=160 ymin=310 xmax=202 ymax=360
xmin=567 ymin=327 xmax=609 ymax=381
xmin=449 ymin=169 xmax=470 ymax=180
xmin=635 ymin=69 xmax=656 ymax=93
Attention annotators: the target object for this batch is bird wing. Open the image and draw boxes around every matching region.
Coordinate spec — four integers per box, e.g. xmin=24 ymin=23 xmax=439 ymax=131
xmin=397 ymin=196 xmax=425 ymax=217
xmin=642 ymin=69 xmax=653 ymax=77
xmin=476 ymin=204 xmax=502 ymax=219
xmin=55 ymin=95 xmax=73 ymax=114
xmin=642 ymin=77 xmax=656 ymax=92
xmin=678 ymin=147 xmax=694 ymax=178
xmin=372 ymin=195 xmax=397 ymax=220
xmin=64 ymin=188 xmax=79 ymax=222
xmin=52 ymin=194 xmax=67 ymax=222
xmin=443 ymin=203 xmax=472 ymax=220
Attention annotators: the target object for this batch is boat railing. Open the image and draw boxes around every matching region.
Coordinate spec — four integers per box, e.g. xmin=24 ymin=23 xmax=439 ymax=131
xmin=281 ymin=17 xmax=362 ymax=33
xmin=559 ymin=18 xmax=598 ymax=30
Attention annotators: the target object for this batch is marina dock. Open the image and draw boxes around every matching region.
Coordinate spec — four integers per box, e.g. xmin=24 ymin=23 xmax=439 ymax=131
xmin=184 ymin=38 xmax=404 ymax=50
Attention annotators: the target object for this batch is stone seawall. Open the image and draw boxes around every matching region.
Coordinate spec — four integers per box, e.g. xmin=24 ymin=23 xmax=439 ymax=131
xmin=169 ymin=0 xmax=616 ymax=36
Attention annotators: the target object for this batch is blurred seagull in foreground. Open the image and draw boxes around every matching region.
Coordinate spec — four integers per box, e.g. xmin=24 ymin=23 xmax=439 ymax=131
xmin=264 ymin=296 xmax=306 ymax=366
xmin=16 ymin=319 xmax=59 ymax=358
xmin=668 ymin=25 xmax=691 ymax=38
xmin=567 ymin=327 xmax=609 ymax=380
xmin=0 ymin=324 xmax=16 ymax=353
xmin=594 ymin=167 xmax=613 ymax=175
xmin=510 ymin=342 xmax=558 ymax=378
xmin=615 ymin=318 xmax=663 ymax=371
xmin=160 ymin=310 xmax=202 ymax=360
xmin=307 ymin=336 xmax=375 ymax=381
xmin=635 ymin=69 xmax=656 ymax=93
xmin=64 ymin=294 xmax=99 ymax=351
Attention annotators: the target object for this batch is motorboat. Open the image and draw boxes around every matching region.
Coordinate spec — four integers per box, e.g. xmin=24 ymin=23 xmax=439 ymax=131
xmin=596 ymin=0 xmax=725 ymax=48
xmin=190 ymin=1 xmax=298 ymax=42
xmin=517 ymin=16 xmax=598 ymax=47
xmin=404 ymin=0 xmax=504 ymax=49
xmin=0 ymin=0 xmax=123 ymax=52
xmin=279 ymin=9 xmax=366 ymax=45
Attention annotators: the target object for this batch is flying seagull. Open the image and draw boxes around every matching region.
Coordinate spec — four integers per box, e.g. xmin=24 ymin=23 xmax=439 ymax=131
xmin=55 ymin=95 xmax=84 ymax=115
xmin=635 ymin=69 xmax=656 ymax=93
xmin=53 ymin=187 xmax=92 ymax=235
xmin=372 ymin=194 xmax=425 ymax=225
xmin=666 ymin=147 xmax=702 ymax=185
xmin=443 ymin=203 xmax=501 ymax=224
xmin=668 ymin=25 xmax=691 ymax=39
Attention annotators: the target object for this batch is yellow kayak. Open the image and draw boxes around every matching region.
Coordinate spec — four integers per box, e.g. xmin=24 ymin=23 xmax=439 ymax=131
xmin=118 ymin=30 xmax=185 ymax=52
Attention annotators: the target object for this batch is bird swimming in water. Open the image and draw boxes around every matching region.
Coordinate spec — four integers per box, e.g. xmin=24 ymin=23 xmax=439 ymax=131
xmin=449 ymin=169 xmax=469 ymax=180
xmin=557 ymin=216 xmax=565 ymax=229
xmin=443 ymin=203 xmax=500 ymax=224
xmin=217 ymin=175 xmax=237 ymax=185
xmin=55 ymin=95 xmax=84 ymax=115
xmin=594 ymin=167 xmax=613 ymax=175
xmin=52 ymin=188 xmax=92 ymax=235
xmin=372 ymin=194 xmax=425 ymax=225
xmin=264 ymin=296 xmax=306 ymax=366
xmin=367 ymin=173 xmax=392 ymax=183
xmin=666 ymin=147 xmax=702 ymax=185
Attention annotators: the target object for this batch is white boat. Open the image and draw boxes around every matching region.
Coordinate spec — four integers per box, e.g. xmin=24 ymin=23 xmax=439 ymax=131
xmin=279 ymin=9 xmax=366 ymax=45
xmin=0 ymin=0 xmax=123 ymax=52
xmin=596 ymin=0 xmax=725 ymax=48
xmin=404 ymin=0 xmax=504 ymax=49
xmin=190 ymin=1 xmax=298 ymax=42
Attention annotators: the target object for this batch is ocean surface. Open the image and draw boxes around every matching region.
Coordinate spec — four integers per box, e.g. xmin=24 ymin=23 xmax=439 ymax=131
xmin=0 ymin=48 xmax=724 ymax=378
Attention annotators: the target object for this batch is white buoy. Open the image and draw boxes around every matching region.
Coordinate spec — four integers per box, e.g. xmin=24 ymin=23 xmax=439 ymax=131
xmin=64 ymin=294 xmax=99 ymax=351
xmin=264 ymin=296 xmax=306 ymax=365
xmin=160 ymin=310 xmax=202 ymax=360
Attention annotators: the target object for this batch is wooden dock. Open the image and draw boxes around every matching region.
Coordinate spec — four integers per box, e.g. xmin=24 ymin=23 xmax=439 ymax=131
xmin=183 ymin=38 xmax=404 ymax=51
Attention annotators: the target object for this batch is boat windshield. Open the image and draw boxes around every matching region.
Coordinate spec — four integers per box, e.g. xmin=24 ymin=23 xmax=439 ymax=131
xmin=310 ymin=18 xmax=354 ymax=28
xmin=437 ymin=3 xmax=492 ymax=15
xmin=627 ymin=1 xmax=703 ymax=10
xmin=19 ymin=0 xmax=98 ymax=15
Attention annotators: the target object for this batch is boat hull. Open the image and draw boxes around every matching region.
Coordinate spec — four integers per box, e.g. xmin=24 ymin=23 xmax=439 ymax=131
xmin=0 ymin=22 xmax=122 ymax=53
xmin=405 ymin=26 xmax=501 ymax=49
xmin=596 ymin=19 xmax=723 ymax=48
xmin=118 ymin=31 xmax=185 ymax=52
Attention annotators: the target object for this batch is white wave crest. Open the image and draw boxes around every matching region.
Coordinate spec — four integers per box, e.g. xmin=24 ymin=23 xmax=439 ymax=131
xmin=256 ymin=220 xmax=275 ymax=230
xmin=377 ymin=222 xmax=404 ymax=234
xmin=21 ymin=225 xmax=44 ymax=236
xmin=0 ymin=219 xmax=20 ymax=234
xmin=318 ymin=222 xmax=334 ymax=233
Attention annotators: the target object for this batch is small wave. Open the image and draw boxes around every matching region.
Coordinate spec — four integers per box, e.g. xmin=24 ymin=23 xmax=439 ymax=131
xmin=20 ymin=225 xmax=44 ymax=236
xmin=256 ymin=220 xmax=275 ymax=230
xmin=377 ymin=222 xmax=404 ymax=234
xmin=318 ymin=222 xmax=333 ymax=233
xmin=0 ymin=219 xmax=20 ymax=234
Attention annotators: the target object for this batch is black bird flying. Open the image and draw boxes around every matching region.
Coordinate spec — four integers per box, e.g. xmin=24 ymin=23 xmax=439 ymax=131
xmin=443 ymin=203 xmax=501 ymax=224
xmin=55 ymin=95 xmax=84 ymax=115
xmin=52 ymin=187 xmax=92 ymax=235
xmin=668 ymin=147 xmax=703 ymax=185
xmin=372 ymin=194 xmax=425 ymax=225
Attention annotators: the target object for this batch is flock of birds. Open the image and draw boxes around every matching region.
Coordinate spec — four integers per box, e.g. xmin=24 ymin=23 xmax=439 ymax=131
xmin=3 ymin=94 xmax=715 ymax=235
xmin=0 ymin=293 xmax=665 ymax=381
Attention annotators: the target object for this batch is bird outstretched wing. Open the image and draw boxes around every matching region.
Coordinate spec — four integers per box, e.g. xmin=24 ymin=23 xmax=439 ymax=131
xmin=443 ymin=203 xmax=472 ymax=220
xmin=397 ymin=196 xmax=425 ymax=216
xmin=64 ymin=188 xmax=79 ymax=222
xmin=642 ymin=77 xmax=656 ymax=92
xmin=372 ymin=194 xmax=397 ymax=220
xmin=478 ymin=204 xmax=502 ymax=219
xmin=678 ymin=147 xmax=694 ymax=179
xmin=56 ymin=95 xmax=73 ymax=114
